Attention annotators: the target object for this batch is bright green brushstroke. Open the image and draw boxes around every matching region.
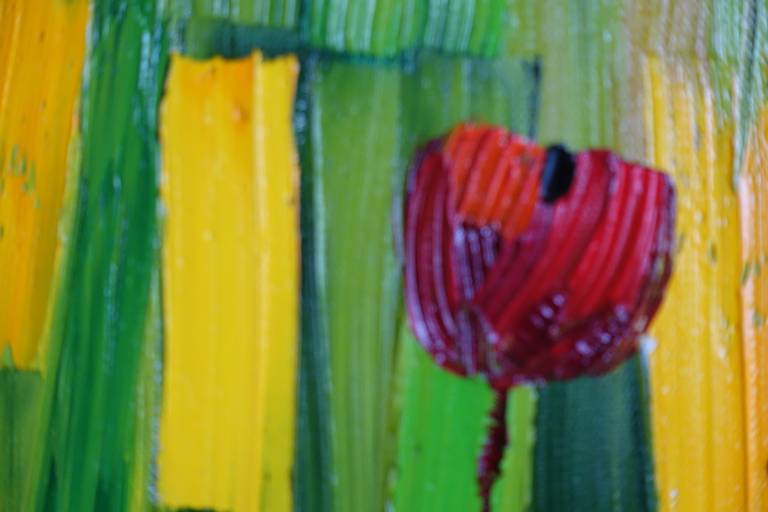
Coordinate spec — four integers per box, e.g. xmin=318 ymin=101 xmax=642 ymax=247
xmin=526 ymin=1 xmax=657 ymax=510
xmin=370 ymin=0 xmax=402 ymax=56
xmin=306 ymin=59 xmax=403 ymax=512
xmin=17 ymin=2 xmax=168 ymax=510
xmin=393 ymin=54 xmax=539 ymax=512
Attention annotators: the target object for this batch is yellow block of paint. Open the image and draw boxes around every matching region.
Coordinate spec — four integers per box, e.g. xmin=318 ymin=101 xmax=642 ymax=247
xmin=158 ymin=52 xmax=299 ymax=512
xmin=643 ymin=56 xmax=746 ymax=512
xmin=0 ymin=0 xmax=89 ymax=368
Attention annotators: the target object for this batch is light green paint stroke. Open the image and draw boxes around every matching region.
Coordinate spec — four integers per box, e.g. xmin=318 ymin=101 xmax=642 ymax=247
xmin=495 ymin=387 xmax=537 ymax=512
xmin=398 ymin=0 xmax=426 ymax=51
xmin=345 ymin=0 xmax=377 ymax=53
xmin=310 ymin=60 xmax=402 ymax=512
xmin=371 ymin=0 xmax=404 ymax=56
xmin=394 ymin=336 xmax=494 ymax=512
xmin=393 ymin=53 xmax=539 ymax=512
xmin=505 ymin=0 xmax=542 ymax=58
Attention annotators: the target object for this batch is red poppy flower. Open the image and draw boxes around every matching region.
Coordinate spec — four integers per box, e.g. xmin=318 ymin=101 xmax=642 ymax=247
xmin=402 ymin=123 xmax=676 ymax=511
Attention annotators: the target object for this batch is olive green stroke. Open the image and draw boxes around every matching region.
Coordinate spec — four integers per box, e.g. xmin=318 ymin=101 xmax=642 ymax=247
xmin=303 ymin=59 xmax=403 ymax=512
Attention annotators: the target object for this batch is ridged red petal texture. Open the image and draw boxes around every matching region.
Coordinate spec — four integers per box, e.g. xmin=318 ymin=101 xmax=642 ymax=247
xmin=403 ymin=123 xmax=676 ymax=391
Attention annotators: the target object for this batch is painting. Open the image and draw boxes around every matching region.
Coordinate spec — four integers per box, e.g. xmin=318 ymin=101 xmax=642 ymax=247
xmin=1 ymin=1 xmax=766 ymax=511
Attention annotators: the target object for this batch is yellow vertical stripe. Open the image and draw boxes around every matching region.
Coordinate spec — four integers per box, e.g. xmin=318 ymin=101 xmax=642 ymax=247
xmin=253 ymin=56 xmax=301 ymax=512
xmin=644 ymin=56 xmax=746 ymax=511
xmin=0 ymin=0 xmax=89 ymax=368
xmin=158 ymin=52 xmax=299 ymax=511
xmin=740 ymin=106 xmax=768 ymax=512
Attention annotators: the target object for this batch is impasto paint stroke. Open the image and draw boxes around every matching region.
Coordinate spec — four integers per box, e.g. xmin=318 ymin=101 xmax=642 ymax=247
xmin=159 ymin=52 xmax=299 ymax=511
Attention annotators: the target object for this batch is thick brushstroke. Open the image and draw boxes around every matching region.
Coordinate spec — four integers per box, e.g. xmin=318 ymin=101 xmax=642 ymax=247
xmin=159 ymin=52 xmax=299 ymax=511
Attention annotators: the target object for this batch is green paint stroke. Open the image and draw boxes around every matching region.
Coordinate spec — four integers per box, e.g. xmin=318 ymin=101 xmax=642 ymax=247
xmin=19 ymin=2 xmax=168 ymax=511
xmin=533 ymin=359 xmax=656 ymax=512
xmin=306 ymin=59 xmax=403 ymax=512
xmin=393 ymin=53 xmax=539 ymax=512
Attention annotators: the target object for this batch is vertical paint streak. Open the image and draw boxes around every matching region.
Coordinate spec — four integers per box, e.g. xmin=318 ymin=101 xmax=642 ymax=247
xmin=644 ymin=56 xmax=746 ymax=512
xmin=254 ymin=55 xmax=300 ymax=512
xmin=308 ymin=61 xmax=401 ymax=512
xmin=740 ymin=106 xmax=768 ymax=512
xmin=159 ymin=52 xmax=299 ymax=511
xmin=0 ymin=0 xmax=89 ymax=368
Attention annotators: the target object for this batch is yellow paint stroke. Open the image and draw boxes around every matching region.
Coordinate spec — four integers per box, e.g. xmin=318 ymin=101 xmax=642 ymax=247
xmin=0 ymin=0 xmax=89 ymax=368
xmin=158 ymin=52 xmax=299 ymax=511
xmin=740 ymin=105 xmax=768 ymax=512
xmin=643 ymin=56 xmax=746 ymax=511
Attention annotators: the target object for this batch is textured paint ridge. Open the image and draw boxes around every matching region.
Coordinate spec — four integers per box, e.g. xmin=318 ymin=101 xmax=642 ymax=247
xmin=0 ymin=0 xmax=89 ymax=369
xmin=159 ymin=51 xmax=299 ymax=511
xmin=644 ymin=56 xmax=746 ymax=512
